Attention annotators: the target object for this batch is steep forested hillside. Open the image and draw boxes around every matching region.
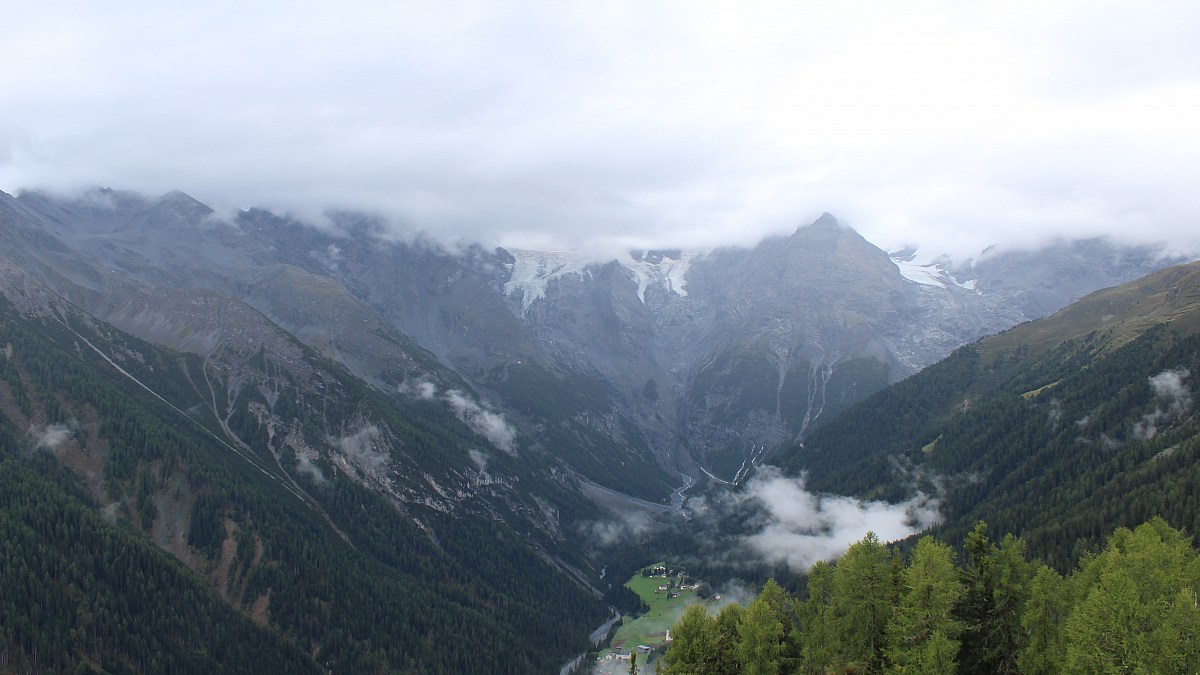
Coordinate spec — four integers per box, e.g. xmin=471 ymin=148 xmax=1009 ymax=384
xmin=0 ymin=455 xmax=321 ymax=674
xmin=777 ymin=261 xmax=1200 ymax=568
xmin=0 ymin=291 xmax=607 ymax=673
xmin=5 ymin=188 xmax=1179 ymax=496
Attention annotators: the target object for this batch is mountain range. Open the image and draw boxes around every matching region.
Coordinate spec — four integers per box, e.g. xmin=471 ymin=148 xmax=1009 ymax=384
xmin=0 ymin=188 xmax=1181 ymax=491
xmin=0 ymin=185 xmax=1193 ymax=672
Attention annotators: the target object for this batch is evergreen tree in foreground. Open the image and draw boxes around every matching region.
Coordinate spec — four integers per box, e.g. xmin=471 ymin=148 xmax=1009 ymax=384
xmin=887 ymin=537 xmax=964 ymax=673
xmin=661 ymin=517 xmax=1200 ymax=674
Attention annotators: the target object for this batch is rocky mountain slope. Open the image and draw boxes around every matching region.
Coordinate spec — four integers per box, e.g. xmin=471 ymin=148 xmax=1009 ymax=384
xmin=0 ymin=259 xmax=610 ymax=672
xmin=1 ymin=188 xmax=1183 ymax=497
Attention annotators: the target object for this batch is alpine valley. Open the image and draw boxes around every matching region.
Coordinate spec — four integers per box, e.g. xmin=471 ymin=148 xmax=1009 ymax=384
xmin=0 ymin=186 xmax=1194 ymax=673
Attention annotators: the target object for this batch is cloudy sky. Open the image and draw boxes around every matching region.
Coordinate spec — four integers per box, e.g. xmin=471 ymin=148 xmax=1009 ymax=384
xmin=2 ymin=1 xmax=1198 ymax=258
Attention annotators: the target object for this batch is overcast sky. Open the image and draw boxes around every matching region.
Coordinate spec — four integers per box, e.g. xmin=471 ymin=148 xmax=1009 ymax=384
xmin=2 ymin=1 xmax=1198 ymax=258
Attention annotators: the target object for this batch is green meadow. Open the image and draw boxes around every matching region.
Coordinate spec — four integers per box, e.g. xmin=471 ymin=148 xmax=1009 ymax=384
xmin=601 ymin=563 xmax=721 ymax=657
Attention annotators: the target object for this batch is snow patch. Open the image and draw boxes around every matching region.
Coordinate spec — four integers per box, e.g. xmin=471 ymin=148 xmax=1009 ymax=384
xmin=890 ymin=249 xmax=977 ymax=291
xmin=894 ymin=258 xmax=948 ymax=287
xmin=503 ymin=249 xmax=592 ymax=313
xmin=503 ymin=247 xmax=698 ymax=309
xmin=621 ymin=251 xmax=697 ymax=303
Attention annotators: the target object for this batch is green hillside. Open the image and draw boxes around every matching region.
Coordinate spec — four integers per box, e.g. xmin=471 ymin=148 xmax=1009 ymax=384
xmin=775 ymin=261 xmax=1200 ymax=568
xmin=0 ymin=454 xmax=321 ymax=674
xmin=0 ymin=295 xmax=606 ymax=673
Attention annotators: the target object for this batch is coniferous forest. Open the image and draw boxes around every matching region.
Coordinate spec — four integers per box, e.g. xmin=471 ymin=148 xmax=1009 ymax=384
xmin=660 ymin=518 xmax=1200 ymax=674
xmin=0 ymin=296 xmax=607 ymax=673
xmin=780 ymin=263 xmax=1200 ymax=569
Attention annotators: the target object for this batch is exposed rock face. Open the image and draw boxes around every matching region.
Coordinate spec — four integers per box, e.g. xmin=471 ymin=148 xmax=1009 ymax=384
xmin=1 ymin=188 xmax=1183 ymax=493
xmin=494 ymin=214 xmax=1036 ymax=478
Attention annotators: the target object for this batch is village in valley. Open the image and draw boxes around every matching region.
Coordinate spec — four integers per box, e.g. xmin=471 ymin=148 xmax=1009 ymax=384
xmin=592 ymin=563 xmax=721 ymax=674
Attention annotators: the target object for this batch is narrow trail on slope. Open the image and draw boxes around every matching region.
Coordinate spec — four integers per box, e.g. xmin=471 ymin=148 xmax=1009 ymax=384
xmin=66 ymin=323 xmax=281 ymax=484
xmin=202 ymin=352 xmax=352 ymax=544
xmin=59 ymin=318 xmax=352 ymax=545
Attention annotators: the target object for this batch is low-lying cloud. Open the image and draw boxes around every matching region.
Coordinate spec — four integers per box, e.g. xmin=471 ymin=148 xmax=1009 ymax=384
xmin=468 ymin=448 xmax=489 ymax=472
xmin=1150 ymin=368 xmax=1192 ymax=411
xmin=330 ymin=424 xmax=389 ymax=474
xmin=294 ymin=452 xmax=327 ymax=483
xmin=445 ymin=390 xmax=517 ymax=455
xmin=4 ymin=3 xmax=1200 ymax=261
xmin=397 ymin=378 xmax=438 ymax=400
xmin=401 ymin=379 xmax=517 ymax=454
xmin=26 ymin=422 xmax=74 ymax=453
xmin=1133 ymin=368 xmax=1192 ymax=439
xmin=733 ymin=467 xmax=940 ymax=572
xmin=581 ymin=510 xmax=657 ymax=548
xmin=578 ymin=466 xmax=939 ymax=574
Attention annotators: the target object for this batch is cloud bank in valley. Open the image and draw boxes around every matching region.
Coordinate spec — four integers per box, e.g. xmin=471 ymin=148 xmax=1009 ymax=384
xmin=583 ymin=510 xmax=657 ymax=548
xmin=1 ymin=2 xmax=1199 ymax=259
xmin=732 ymin=467 xmax=940 ymax=572
xmin=582 ymin=466 xmax=939 ymax=572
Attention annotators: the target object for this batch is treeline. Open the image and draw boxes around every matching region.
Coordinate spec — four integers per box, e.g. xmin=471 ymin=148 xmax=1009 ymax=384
xmin=660 ymin=518 xmax=1200 ymax=674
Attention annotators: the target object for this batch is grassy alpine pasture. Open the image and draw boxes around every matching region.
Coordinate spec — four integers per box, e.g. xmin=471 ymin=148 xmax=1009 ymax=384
xmin=602 ymin=563 xmax=721 ymax=658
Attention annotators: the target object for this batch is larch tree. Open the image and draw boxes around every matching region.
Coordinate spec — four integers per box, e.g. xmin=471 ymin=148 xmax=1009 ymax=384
xmin=830 ymin=531 xmax=895 ymax=673
xmin=659 ymin=604 xmax=716 ymax=675
xmin=1017 ymin=564 xmax=1067 ymax=675
xmin=1063 ymin=518 xmax=1200 ymax=673
xmin=737 ymin=594 xmax=784 ymax=675
xmin=886 ymin=536 xmax=964 ymax=673
xmin=798 ymin=561 xmax=836 ymax=675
